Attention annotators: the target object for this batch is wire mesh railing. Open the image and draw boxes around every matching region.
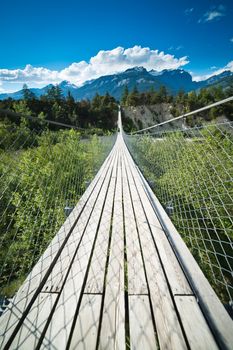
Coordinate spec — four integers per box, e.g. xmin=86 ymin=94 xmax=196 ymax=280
xmin=0 ymin=124 xmax=116 ymax=307
xmin=124 ymin=121 xmax=233 ymax=306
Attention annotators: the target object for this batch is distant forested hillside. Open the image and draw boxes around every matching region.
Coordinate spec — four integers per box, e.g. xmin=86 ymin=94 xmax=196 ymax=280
xmin=121 ymin=85 xmax=233 ymax=131
xmin=0 ymin=85 xmax=118 ymax=132
xmin=0 ymin=83 xmax=232 ymax=134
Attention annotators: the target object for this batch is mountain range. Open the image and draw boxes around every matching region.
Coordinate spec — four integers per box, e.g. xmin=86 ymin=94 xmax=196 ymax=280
xmin=0 ymin=67 xmax=232 ymax=101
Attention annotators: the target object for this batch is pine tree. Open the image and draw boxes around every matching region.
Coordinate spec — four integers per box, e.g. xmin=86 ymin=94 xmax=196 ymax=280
xmin=67 ymin=90 xmax=75 ymax=103
xmin=121 ymin=86 xmax=129 ymax=105
xmin=46 ymin=85 xmax=63 ymax=101
xmin=22 ymin=84 xmax=35 ymax=100
xmin=127 ymin=86 xmax=139 ymax=106
xmin=157 ymin=85 xmax=168 ymax=103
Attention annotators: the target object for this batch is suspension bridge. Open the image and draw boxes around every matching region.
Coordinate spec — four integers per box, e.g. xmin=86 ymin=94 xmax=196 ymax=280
xmin=0 ymin=101 xmax=233 ymax=349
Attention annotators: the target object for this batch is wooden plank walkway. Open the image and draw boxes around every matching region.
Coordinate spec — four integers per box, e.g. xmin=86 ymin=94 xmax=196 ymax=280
xmin=0 ymin=111 xmax=233 ymax=349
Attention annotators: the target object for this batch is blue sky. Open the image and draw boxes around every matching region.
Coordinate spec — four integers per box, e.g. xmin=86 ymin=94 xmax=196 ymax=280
xmin=0 ymin=0 xmax=232 ymax=92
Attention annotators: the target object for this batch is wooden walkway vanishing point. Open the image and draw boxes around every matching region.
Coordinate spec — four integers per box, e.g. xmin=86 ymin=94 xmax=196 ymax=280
xmin=0 ymin=110 xmax=233 ymax=349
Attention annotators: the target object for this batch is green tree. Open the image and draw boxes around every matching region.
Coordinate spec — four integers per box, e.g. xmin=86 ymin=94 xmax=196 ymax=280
xmin=13 ymin=100 xmax=32 ymax=127
xmin=121 ymin=86 xmax=129 ymax=105
xmin=127 ymin=86 xmax=140 ymax=106
xmin=22 ymin=84 xmax=36 ymax=100
xmin=157 ymin=85 xmax=168 ymax=103
xmin=66 ymin=90 xmax=75 ymax=103
xmin=46 ymin=85 xmax=63 ymax=101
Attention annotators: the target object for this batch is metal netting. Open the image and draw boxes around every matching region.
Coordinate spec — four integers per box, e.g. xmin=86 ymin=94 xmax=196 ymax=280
xmin=124 ymin=121 xmax=233 ymax=305
xmin=0 ymin=126 xmax=116 ymax=306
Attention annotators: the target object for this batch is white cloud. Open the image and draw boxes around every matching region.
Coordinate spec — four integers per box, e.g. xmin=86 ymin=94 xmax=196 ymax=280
xmin=0 ymin=81 xmax=4 ymax=93
xmin=184 ymin=8 xmax=194 ymax=15
xmin=0 ymin=45 xmax=189 ymax=89
xmin=168 ymin=45 xmax=183 ymax=51
xmin=230 ymin=38 xmax=233 ymax=43
xmin=0 ymin=64 xmax=59 ymax=83
xmin=192 ymin=60 xmax=233 ymax=81
xmin=198 ymin=5 xmax=226 ymax=23
xmin=205 ymin=11 xmax=223 ymax=21
xmin=213 ymin=61 xmax=233 ymax=75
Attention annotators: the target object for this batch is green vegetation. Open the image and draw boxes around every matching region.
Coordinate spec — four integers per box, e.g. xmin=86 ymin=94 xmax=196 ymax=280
xmin=0 ymin=121 xmax=115 ymax=297
xmin=126 ymin=125 xmax=233 ymax=303
xmin=0 ymin=86 xmax=118 ymax=131
xmin=121 ymin=85 xmax=173 ymax=106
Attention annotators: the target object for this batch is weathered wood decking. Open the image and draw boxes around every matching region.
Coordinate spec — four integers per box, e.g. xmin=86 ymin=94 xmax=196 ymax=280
xmin=0 ymin=112 xmax=233 ymax=349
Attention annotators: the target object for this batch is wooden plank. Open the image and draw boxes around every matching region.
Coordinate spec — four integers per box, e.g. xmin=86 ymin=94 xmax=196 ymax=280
xmin=123 ymin=149 xmax=193 ymax=296
xmin=37 ymin=147 xmax=119 ymax=349
xmin=129 ymin=295 xmax=158 ymax=350
xmin=121 ymin=154 xmax=147 ymax=295
xmin=0 ymin=296 xmax=29 ymax=349
xmin=10 ymin=293 xmax=57 ymax=350
xmin=0 ymin=293 xmax=57 ymax=349
xmin=98 ymin=148 xmax=125 ymax=350
xmin=175 ymin=296 xmax=218 ymax=350
xmin=69 ymin=294 xmax=102 ymax=350
xmin=84 ymin=148 xmax=118 ymax=293
xmin=123 ymin=151 xmax=187 ymax=350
